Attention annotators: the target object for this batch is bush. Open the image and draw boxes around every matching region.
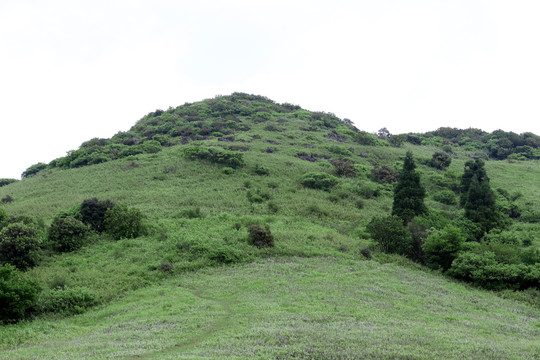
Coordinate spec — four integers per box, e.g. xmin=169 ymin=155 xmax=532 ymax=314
xmin=254 ymin=164 xmax=270 ymax=176
xmin=331 ymin=159 xmax=356 ymax=177
xmin=48 ymin=217 xmax=89 ymax=253
xmin=300 ymin=172 xmax=339 ymax=191
xmin=370 ymin=165 xmax=399 ymax=184
xmin=182 ymin=146 xmax=245 ymax=168
xmin=366 ymin=216 xmax=412 ymax=256
xmin=142 ymin=140 xmax=162 ymax=154
xmin=0 ymin=222 xmax=42 ymax=270
xmin=0 ymin=264 xmax=41 ymax=323
xmin=422 ymin=226 xmax=465 ymax=271
xmin=80 ymin=198 xmax=116 ymax=232
xmin=247 ymin=224 xmax=274 ymax=248
xmin=0 ymin=179 xmax=18 ymax=187
xmin=21 ymin=162 xmax=48 ymax=178
xmin=433 ymin=189 xmax=457 ymax=205
xmin=104 ymin=204 xmax=144 ymax=240
xmin=34 ymin=287 xmax=99 ymax=316
xmin=429 ymin=151 xmax=452 ymax=170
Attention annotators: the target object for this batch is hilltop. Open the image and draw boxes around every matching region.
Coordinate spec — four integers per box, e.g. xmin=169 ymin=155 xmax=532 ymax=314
xmin=0 ymin=93 xmax=539 ymax=359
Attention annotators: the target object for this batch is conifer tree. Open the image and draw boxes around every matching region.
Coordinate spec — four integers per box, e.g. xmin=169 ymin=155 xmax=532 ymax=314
xmin=460 ymin=159 xmax=501 ymax=235
xmin=392 ymin=151 xmax=427 ymax=223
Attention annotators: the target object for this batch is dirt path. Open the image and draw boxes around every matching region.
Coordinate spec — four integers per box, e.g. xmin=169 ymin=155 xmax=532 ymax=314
xmin=129 ymin=289 xmax=233 ymax=359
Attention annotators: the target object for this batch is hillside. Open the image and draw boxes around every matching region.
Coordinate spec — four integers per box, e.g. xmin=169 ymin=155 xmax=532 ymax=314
xmin=0 ymin=93 xmax=539 ymax=359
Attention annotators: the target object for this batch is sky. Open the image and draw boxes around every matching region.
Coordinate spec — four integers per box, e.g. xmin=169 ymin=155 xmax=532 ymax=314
xmin=1 ymin=0 xmax=540 ymax=179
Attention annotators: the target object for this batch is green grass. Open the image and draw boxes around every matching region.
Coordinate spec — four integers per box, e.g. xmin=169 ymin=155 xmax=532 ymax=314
xmin=1 ymin=257 xmax=538 ymax=359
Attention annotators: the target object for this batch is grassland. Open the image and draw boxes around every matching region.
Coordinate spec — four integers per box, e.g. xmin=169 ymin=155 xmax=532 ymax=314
xmin=0 ymin=95 xmax=539 ymax=359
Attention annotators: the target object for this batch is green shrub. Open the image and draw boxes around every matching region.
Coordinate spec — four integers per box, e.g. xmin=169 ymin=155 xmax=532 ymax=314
xmin=370 ymin=165 xmax=398 ymax=184
xmin=331 ymin=159 xmax=356 ymax=177
xmin=179 ymin=207 xmax=203 ymax=219
xmin=433 ymin=189 xmax=457 ymax=205
xmin=422 ymin=226 xmax=465 ymax=271
xmin=48 ymin=217 xmax=89 ymax=253
xmin=21 ymin=162 xmax=48 ymax=178
xmin=104 ymin=204 xmax=144 ymax=240
xmin=222 ymin=167 xmax=234 ymax=175
xmin=182 ymin=146 xmax=245 ymax=168
xmin=35 ymin=287 xmax=99 ymax=315
xmin=300 ymin=172 xmax=339 ymax=191
xmin=247 ymin=224 xmax=274 ymax=248
xmin=0 ymin=264 xmax=41 ymax=323
xmin=0 ymin=179 xmax=18 ymax=187
xmin=366 ymin=216 xmax=412 ymax=255
xmin=0 ymin=222 xmax=42 ymax=270
xmin=429 ymin=151 xmax=452 ymax=170
xmin=142 ymin=140 xmax=162 ymax=153
xmin=80 ymin=198 xmax=116 ymax=232
xmin=254 ymin=164 xmax=270 ymax=176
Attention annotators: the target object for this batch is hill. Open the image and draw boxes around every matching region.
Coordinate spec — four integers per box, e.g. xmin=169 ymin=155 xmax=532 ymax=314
xmin=0 ymin=93 xmax=539 ymax=359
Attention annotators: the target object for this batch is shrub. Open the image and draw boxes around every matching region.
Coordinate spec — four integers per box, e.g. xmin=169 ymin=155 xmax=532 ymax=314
xmin=429 ymin=151 xmax=452 ymax=170
xmin=35 ymin=287 xmax=99 ymax=315
xmin=331 ymin=159 xmax=356 ymax=177
xmin=422 ymin=226 xmax=465 ymax=271
xmin=366 ymin=216 xmax=412 ymax=255
xmin=0 ymin=264 xmax=41 ymax=323
xmin=360 ymin=248 xmax=372 ymax=259
xmin=370 ymin=165 xmax=399 ymax=184
xmin=247 ymin=224 xmax=274 ymax=248
xmin=179 ymin=207 xmax=203 ymax=219
xmin=222 ymin=167 xmax=234 ymax=175
xmin=1 ymin=195 xmax=14 ymax=204
xmin=0 ymin=222 xmax=42 ymax=270
xmin=433 ymin=189 xmax=457 ymax=205
xmin=104 ymin=204 xmax=144 ymax=240
xmin=80 ymin=198 xmax=115 ymax=232
xmin=48 ymin=217 xmax=89 ymax=252
xmin=300 ymin=172 xmax=339 ymax=191
xmin=142 ymin=140 xmax=162 ymax=154
xmin=21 ymin=162 xmax=48 ymax=178
xmin=254 ymin=164 xmax=270 ymax=176
xmin=182 ymin=146 xmax=245 ymax=168
xmin=0 ymin=179 xmax=18 ymax=187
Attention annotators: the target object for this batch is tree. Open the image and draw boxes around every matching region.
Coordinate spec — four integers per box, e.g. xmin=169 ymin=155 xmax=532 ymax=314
xmin=0 ymin=264 xmax=41 ymax=323
xmin=366 ymin=215 xmax=413 ymax=255
xmin=460 ymin=159 xmax=502 ymax=235
xmin=392 ymin=151 xmax=427 ymax=223
xmin=0 ymin=222 xmax=42 ymax=270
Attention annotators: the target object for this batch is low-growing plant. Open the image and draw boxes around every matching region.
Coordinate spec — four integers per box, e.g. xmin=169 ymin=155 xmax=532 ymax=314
xmin=331 ymin=159 xmax=356 ymax=177
xmin=366 ymin=216 xmax=412 ymax=255
xmin=254 ymin=164 xmax=270 ymax=176
xmin=0 ymin=264 xmax=41 ymax=323
xmin=422 ymin=225 xmax=465 ymax=271
xmin=370 ymin=165 xmax=398 ymax=184
xmin=247 ymin=224 xmax=274 ymax=248
xmin=300 ymin=172 xmax=339 ymax=191
xmin=48 ymin=217 xmax=89 ymax=253
xmin=433 ymin=189 xmax=457 ymax=205
xmin=35 ymin=286 xmax=99 ymax=316
xmin=0 ymin=222 xmax=42 ymax=270
xmin=104 ymin=204 xmax=144 ymax=240
xmin=429 ymin=151 xmax=452 ymax=170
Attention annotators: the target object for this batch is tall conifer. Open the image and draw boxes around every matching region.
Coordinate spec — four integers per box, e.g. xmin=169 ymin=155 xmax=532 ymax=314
xmin=392 ymin=151 xmax=427 ymax=223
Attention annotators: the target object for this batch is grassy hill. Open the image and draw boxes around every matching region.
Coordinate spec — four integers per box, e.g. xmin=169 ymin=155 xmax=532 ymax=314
xmin=0 ymin=93 xmax=539 ymax=359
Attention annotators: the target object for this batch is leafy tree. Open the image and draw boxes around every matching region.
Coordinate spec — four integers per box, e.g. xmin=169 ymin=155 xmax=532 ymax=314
xmin=48 ymin=217 xmax=89 ymax=252
xmin=21 ymin=162 xmax=48 ymax=178
xmin=0 ymin=264 xmax=41 ymax=323
xmin=422 ymin=226 xmax=465 ymax=271
xmin=104 ymin=204 xmax=144 ymax=240
xmin=429 ymin=151 xmax=452 ymax=170
xmin=392 ymin=151 xmax=427 ymax=223
xmin=0 ymin=222 xmax=42 ymax=270
xmin=366 ymin=215 xmax=413 ymax=255
xmin=80 ymin=198 xmax=116 ymax=233
xmin=460 ymin=159 xmax=502 ymax=235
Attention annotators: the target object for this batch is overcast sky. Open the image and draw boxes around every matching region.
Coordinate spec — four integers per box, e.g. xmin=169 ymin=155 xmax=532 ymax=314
xmin=1 ymin=0 xmax=539 ymax=179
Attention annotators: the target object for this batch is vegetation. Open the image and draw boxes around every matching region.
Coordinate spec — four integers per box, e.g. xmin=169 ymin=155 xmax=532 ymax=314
xmin=1 ymin=93 xmax=539 ymax=358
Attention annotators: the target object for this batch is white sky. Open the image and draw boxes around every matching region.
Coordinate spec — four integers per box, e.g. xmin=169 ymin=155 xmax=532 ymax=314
xmin=1 ymin=0 xmax=540 ymax=179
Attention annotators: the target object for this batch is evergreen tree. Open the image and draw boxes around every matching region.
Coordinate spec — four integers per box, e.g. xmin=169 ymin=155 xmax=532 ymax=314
xmin=392 ymin=151 xmax=427 ymax=223
xmin=460 ymin=159 xmax=502 ymax=235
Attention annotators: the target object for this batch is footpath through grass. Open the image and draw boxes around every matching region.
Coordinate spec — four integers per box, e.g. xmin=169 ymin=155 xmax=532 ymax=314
xmin=1 ymin=256 xmax=538 ymax=360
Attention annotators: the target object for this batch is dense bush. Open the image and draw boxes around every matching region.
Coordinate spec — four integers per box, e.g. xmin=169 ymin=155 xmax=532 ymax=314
xmin=0 ymin=179 xmax=18 ymax=187
xmin=48 ymin=217 xmax=89 ymax=253
xmin=433 ymin=189 xmax=457 ymax=205
xmin=21 ymin=162 xmax=48 ymax=178
xmin=142 ymin=140 xmax=162 ymax=154
xmin=448 ymin=251 xmax=540 ymax=290
xmin=0 ymin=222 xmax=42 ymax=270
xmin=366 ymin=216 xmax=412 ymax=256
xmin=182 ymin=146 xmax=245 ymax=168
xmin=331 ymin=159 xmax=356 ymax=177
xmin=0 ymin=264 xmax=41 ymax=323
xmin=104 ymin=204 xmax=144 ymax=240
xmin=300 ymin=172 xmax=339 ymax=191
xmin=370 ymin=165 xmax=399 ymax=184
xmin=254 ymin=164 xmax=270 ymax=176
xmin=429 ymin=151 xmax=452 ymax=170
xmin=35 ymin=287 xmax=99 ymax=316
xmin=80 ymin=198 xmax=116 ymax=232
xmin=422 ymin=226 xmax=465 ymax=271
xmin=247 ymin=224 xmax=274 ymax=248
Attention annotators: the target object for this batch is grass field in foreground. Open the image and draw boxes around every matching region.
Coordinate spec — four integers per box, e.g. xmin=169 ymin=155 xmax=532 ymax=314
xmin=1 ymin=256 xmax=538 ymax=360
